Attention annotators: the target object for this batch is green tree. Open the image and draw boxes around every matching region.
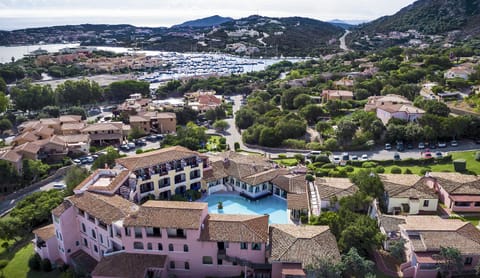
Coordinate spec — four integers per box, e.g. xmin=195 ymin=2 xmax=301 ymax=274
xmin=293 ymin=93 xmax=312 ymax=109
xmin=171 ymin=122 xmax=207 ymax=150
xmin=22 ymin=160 xmax=50 ymax=183
xmin=10 ymin=81 xmax=55 ymax=112
xmin=351 ymin=170 xmax=384 ymax=199
xmin=316 ymin=121 xmax=332 ymax=136
xmin=259 ymin=127 xmax=281 ymax=147
xmin=389 ymin=239 xmax=406 ymax=262
xmin=434 ymin=246 xmax=463 ymax=277
xmin=41 ymin=106 xmax=60 ymax=118
xmin=338 ymin=215 xmax=384 ymax=256
xmin=106 ymin=80 xmax=150 ymax=101
xmin=341 ymin=247 xmax=375 ymax=278
xmin=306 ymin=257 xmax=343 ymax=278
xmin=324 ymin=138 xmax=339 ymax=151
xmin=235 ymin=107 xmax=258 ymax=129
xmin=281 ymin=88 xmax=306 ymax=110
xmin=0 ymin=77 xmax=6 ymax=93
xmin=423 ymin=101 xmax=450 ymax=117
xmin=64 ymin=166 xmax=90 ymax=196
xmin=0 ymin=118 xmax=12 ymax=135
xmin=0 ymin=92 xmax=8 ymax=113
xmin=299 ymin=104 xmax=324 ymax=124
xmin=55 ymin=79 xmax=102 ymax=105
xmin=91 ymin=147 xmax=120 ymax=170
xmin=213 ymin=120 xmax=229 ymax=133
xmin=68 ymin=106 xmax=87 ymax=120
xmin=336 ymin=119 xmax=357 ymax=145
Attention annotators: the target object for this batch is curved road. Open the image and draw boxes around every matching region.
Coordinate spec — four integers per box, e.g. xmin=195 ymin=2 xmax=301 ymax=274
xmin=339 ymin=30 xmax=351 ymax=51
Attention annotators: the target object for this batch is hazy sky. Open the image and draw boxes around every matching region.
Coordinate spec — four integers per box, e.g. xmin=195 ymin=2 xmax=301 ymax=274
xmin=0 ymin=0 xmax=417 ymax=30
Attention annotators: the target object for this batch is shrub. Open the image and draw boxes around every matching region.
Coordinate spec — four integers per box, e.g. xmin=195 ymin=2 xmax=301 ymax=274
xmin=305 ymin=142 xmax=322 ymax=150
xmin=329 ymin=169 xmax=348 ymax=177
xmin=314 ymin=155 xmax=331 ymax=164
xmin=390 ymin=167 xmax=402 ymax=174
xmin=420 ymin=167 xmax=431 ymax=175
xmin=294 ymin=154 xmax=305 ymax=163
xmin=476 ymin=152 xmax=480 ymax=161
xmin=300 ymin=215 xmax=308 ymax=224
xmin=321 ymin=163 xmax=336 ymax=169
xmin=28 ymin=254 xmax=41 ymax=271
xmin=219 ymin=137 xmax=226 ymax=144
xmin=453 ymin=159 xmax=466 ymax=172
xmin=219 ymin=143 xmax=227 ymax=150
xmin=282 ymin=139 xmax=306 ymax=149
xmin=89 ymin=146 xmax=98 ymax=153
xmin=41 ymin=258 xmax=52 ymax=272
xmin=345 ymin=166 xmax=355 ymax=172
xmin=362 ymin=161 xmax=377 ymax=168
xmin=403 ymin=168 xmax=413 ymax=174
xmin=305 ymin=174 xmax=315 ymax=182
xmin=135 ymin=149 xmax=144 ymax=154
xmin=315 ymin=169 xmax=330 ymax=177
xmin=278 ymin=154 xmax=287 ymax=159
xmin=375 ymin=166 xmax=385 ymax=173
xmin=234 ymin=142 xmax=240 ymax=151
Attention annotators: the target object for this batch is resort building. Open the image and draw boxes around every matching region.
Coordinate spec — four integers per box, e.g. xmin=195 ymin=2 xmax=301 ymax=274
xmin=424 ymin=172 xmax=480 ymax=213
xmin=81 ymin=122 xmax=130 ymax=146
xmin=380 ymin=174 xmax=438 ymax=215
xmin=364 ymin=94 xmax=412 ymax=112
xmin=314 ymin=178 xmax=358 ymax=210
xmin=33 ymin=179 xmax=340 ymax=278
xmin=399 ymin=216 xmax=480 ymax=278
xmin=444 ymin=63 xmax=476 ymax=80
xmin=115 ymin=146 xmax=205 ymax=202
xmin=321 ymin=89 xmax=354 ymax=102
xmin=375 ymin=103 xmax=425 ymax=125
xmin=129 ymin=111 xmax=177 ymax=134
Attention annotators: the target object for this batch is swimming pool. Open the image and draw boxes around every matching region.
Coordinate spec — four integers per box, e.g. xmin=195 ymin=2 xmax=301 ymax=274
xmin=203 ymin=194 xmax=288 ymax=224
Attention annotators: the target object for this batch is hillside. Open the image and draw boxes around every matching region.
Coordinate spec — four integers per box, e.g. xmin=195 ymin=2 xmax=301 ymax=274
xmin=173 ymin=15 xmax=233 ymax=28
xmin=355 ymin=0 xmax=480 ymax=35
xmin=0 ymin=15 xmax=344 ymax=57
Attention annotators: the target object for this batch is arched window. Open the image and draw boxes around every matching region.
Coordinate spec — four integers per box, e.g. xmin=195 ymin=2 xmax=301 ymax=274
xmin=169 ymin=243 xmax=174 ymax=251
xmin=183 ymin=244 xmax=189 ymax=252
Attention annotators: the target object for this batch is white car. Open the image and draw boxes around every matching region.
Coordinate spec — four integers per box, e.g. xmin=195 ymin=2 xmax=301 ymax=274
xmin=332 ymin=155 xmax=341 ymax=164
xmin=361 ymin=154 xmax=368 ymax=161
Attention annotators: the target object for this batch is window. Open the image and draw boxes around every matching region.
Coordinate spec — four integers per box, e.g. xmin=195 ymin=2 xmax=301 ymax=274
xmin=262 ymin=183 xmax=267 ymax=190
xmin=251 ymin=243 xmax=261 ymax=250
xmin=202 ymin=256 xmax=213 ymax=264
xmin=475 ymin=202 xmax=480 ymax=207
xmin=87 ymin=214 xmax=95 ymax=223
xmin=75 ymin=241 xmax=79 ymax=246
xmin=169 ymin=244 xmax=174 ymax=251
xmin=83 ymin=238 xmax=88 ymax=247
xmin=240 ymin=242 xmax=248 ymax=250
xmin=185 ymin=262 xmax=190 ymax=270
xmin=78 ymin=209 xmax=85 ymax=217
xmin=146 ymin=227 xmax=161 ymax=237
xmin=125 ymin=227 xmax=131 ymax=237
xmin=455 ymin=201 xmax=471 ymax=207
xmin=423 ymin=200 xmax=429 ymax=207
xmin=158 ymin=243 xmax=163 ymax=251
xmin=98 ymin=221 xmax=107 ymax=230
xmin=91 ymin=229 xmax=96 ymax=239
xmin=170 ymin=261 xmax=175 ymax=269
xmin=147 ymin=243 xmax=152 ymax=250
xmin=134 ymin=227 xmax=143 ymax=238
xmin=94 ymin=245 xmax=98 ymax=253
xmin=465 ymin=257 xmax=473 ymax=265
xmin=217 ymin=259 xmax=223 ymax=265
xmin=133 ymin=242 xmax=144 ymax=250
xmin=81 ymin=223 xmax=86 ymax=233
xmin=100 ymin=234 xmax=103 ymax=244
xmin=183 ymin=244 xmax=189 ymax=252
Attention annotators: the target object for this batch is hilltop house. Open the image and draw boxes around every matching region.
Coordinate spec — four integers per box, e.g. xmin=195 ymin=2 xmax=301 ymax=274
xmin=364 ymin=94 xmax=412 ymax=112
xmin=321 ymin=90 xmax=353 ymax=102
xmin=424 ymin=172 xmax=480 ymax=213
xmin=129 ymin=112 xmax=177 ymax=134
xmin=81 ymin=122 xmax=129 ymax=146
xmin=399 ymin=216 xmax=480 ymax=278
xmin=444 ymin=63 xmax=476 ymax=80
xmin=380 ymin=174 xmax=438 ymax=215
xmin=375 ymin=103 xmax=425 ymax=125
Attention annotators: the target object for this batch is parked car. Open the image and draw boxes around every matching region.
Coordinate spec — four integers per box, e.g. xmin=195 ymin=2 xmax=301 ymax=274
xmin=135 ymin=139 xmax=147 ymax=146
xmin=418 ymin=142 xmax=425 ymax=149
xmin=423 ymin=152 xmax=433 ymax=159
xmin=438 ymin=142 xmax=447 ymax=148
xmin=120 ymin=144 xmax=130 ymax=151
xmin=385 ymin=143 xmax=392 ymax=150
xmin=73 ymin=159 xmax=81 ymax=164
xmin=393 ymin=153 xmax=401 ymax=160
xmin=450 ymin=140 xmax=458 ymax=147
xmin=155 ymin=134 xmax=164 ymax=140
xmin=146 ymin=135 xmax=158 ymax=141
xmin=435 ymin=152 xmax=443 ymax=158
xmin=361 ymin=154 xmax=368 ymax=161
xmin=52 ymin=184 xmax=66 ymax=190
xmin=341 ymin=152 xmax=350 ymax=161
xmin=332 ymin=155 xmax=341 ymax=164
xmin=306 ymin=151 xmax=322 ymax=159
xmin=351 ymin=155 xmax=358 ymax=161
xmin=407 ymin=143 xmax=414 ymax=149
xmin=475 ymin=139 xmax=480 ymax=144
xmin=396 ymin=142 xmax=405 ymax=152
xmin=127 ymin=142 xmax=136 ymax=149
xmin=85 ymin=156 xmax=94 ymax=163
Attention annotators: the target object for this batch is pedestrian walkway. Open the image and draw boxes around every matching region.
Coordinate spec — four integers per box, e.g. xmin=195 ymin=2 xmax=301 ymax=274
xmin=308 ymin=181 xmax=321 ymax=216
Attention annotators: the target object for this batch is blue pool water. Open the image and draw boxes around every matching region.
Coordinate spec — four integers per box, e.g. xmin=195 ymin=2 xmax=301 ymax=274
xmin=203 ymin=194 xmax=288 ymax=224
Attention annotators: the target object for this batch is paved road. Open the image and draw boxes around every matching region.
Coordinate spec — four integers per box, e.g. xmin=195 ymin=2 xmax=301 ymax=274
xmin=339 ymin=30 xmax=351 ymax=51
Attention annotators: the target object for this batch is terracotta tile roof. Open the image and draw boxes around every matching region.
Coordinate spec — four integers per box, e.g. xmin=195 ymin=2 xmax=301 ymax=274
xmin=15 ymin=142 xmax=41 ymax=154
xmin=92 ymin=253 xmax=166 ymax=278
xmin=34 ymin=125 xmax=55 ymax=136
xmin=88 ymin=169 xmax=131 ymax=193
xmin=269 ymin=224 xmax=341 ymax=267
xmin=39 ymin=118 xmax=59 ymax=126
xmin=427 ymin=172 xmax=480 ymax=195
xmin=208 ymin=151 xmax=276 ymax=182
xmin=198 ymin=94 xmax=222 ymax=105
xmin=124 ymin=200 xmax=207 ymax=230
xmin=287 ymin=193 xmax=309 ymax=210
xmin=379 ymin=215 xmax=406 ymax=233
xmin=141 ymin=111 xmax=176 ymax=119
xmin=59 ymin=115 xmax=82 ymax=123
xmin=0 ymin=150 xmax=22 ymax=162
xmin=202 ymin=160 xmax=229 ymax=182
xmin=33 ymin=224 xmax=56 ymax=240
xmin=400 ymin=216 xmax=467 ymax=231
xmin=70 ymin=250 xmax=97 ymax=274
xmin=52 ymin=200 xmax=72 ymax=217
xmin=116 ymin=146 xmax=200 ymax=171
xmin=129 ymin=115 xmax=148 ymax=122
xmin=61 ymin=122 xmax=85 ymax=131
xmin=81 ymin=122 xmax=122 ymax=132
xmin=322 ymin=90 xmax=353 ymax=97
xmin=377 ymin=104 xmax=425 ymax=114
xmin=13 ymin=131 xmax=38 ymax=143
xmin=242 ymin=168 xmax=288 ymax=186
xmin=200 ymin=214 xmax=269 ymax=242
xmin=380 ymin=174 xmax=436 ymax=199
xmin=32 ymin=135 xmax=66 ymax=147
xmin=271 ymin=174 xmax=307 ymax=194
xmin=68 ymin=192 xmax=137 ymax=224
xmin=315 ymin=178 xmax=358 ymax=200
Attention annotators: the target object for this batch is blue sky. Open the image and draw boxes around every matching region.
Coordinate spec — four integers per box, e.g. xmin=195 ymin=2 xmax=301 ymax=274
xmin=0 ymin=0 xmax=417 ymax=30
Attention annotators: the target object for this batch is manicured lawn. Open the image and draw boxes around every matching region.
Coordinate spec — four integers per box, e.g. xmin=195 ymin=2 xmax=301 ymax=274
xmin=3 ymin=243 xmax=61 ymax=278
xmin=462 ymin=215 xmax=480 ymax=226
xmin=206 ymin=135 xmax=225 ymax=152
xmin=273 ymin=158 xmax=299 ymax=166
